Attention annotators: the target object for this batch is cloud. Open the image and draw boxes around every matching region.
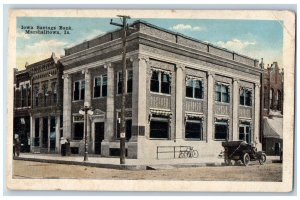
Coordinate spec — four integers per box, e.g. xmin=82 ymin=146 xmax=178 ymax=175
xmin=16 ymin=39 xmax=68 ymax=69
xmin=16 ymin=31 xmax=30 ymax=39
xmin=170 ymin=24 xmax=206 ymax=31
xmin=215 ymin=38 xmax=256 ymax=51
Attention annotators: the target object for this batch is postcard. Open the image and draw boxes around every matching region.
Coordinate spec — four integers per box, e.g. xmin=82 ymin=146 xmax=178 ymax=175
xmin=6 ymin=9 xmax=295 ymax=192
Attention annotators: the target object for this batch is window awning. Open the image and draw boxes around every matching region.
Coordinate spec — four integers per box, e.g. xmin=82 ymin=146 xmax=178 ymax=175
xmin=150 ymin=108 xmax=172 ymax=116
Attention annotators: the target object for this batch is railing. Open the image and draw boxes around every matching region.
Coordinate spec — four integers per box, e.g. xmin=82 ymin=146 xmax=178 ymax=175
xmin=156 ymin=146 xmax=198 ymax=160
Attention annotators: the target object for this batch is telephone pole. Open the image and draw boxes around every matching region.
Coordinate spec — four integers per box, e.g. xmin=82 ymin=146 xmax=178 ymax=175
xmin=110 ymin=15 xmax=131 ymax=164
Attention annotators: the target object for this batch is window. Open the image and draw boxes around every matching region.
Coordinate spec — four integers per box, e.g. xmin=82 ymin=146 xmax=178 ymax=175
xmin=73 ymin=80 xmax=85 ymax=101
xmin=52 ymin=82 xmax=57 ymax=104
xmin=270 ymin=88 xmax=274 ymax=109
xmin=240 ymin=88 xmax=252 ymax=106
xmin=43 ymin=83 xmax=48 ymax=106
xmin=185 ymin=118 xmax=203 ymax=140
xmin=264 ymin=86 xmax=268 ymax=109
xmin=150 ymin=115 xmax=169 ymax=139
xmin=150 ymin=70 xmax=171 ymax=94
xmin=21 ymin=85 xmax=27 ymax=107
xmin=27 ymin=84 xmax=31 ymax=107
xmin=215 ymin=119 xmax=228 ymax=140
xmin=277 ymin=90 xmax=282 ymax=111
xmin=186 ymin=79 xmax=203 ymax=99
xmin=117 ymin=70 xmax=132 ymax=94
xmin=215 ymin=83 xmax=229 ymax=103
xmin=93 ymin=75 xmax=107 ymax=98
xmin=239 ymin=122 xmax=251 ymax=144
xmin=116 ymin=112 xmax=132 ymax=140
xmin=73 ymin=123 xmax=84 ymax=140
xmin=34 ymin=85 xmax=39 ymax=107
xmin=127 ymin=70 xmax=133 ymax=93
xmin=117 ymin=71 xmax=123 ymax=94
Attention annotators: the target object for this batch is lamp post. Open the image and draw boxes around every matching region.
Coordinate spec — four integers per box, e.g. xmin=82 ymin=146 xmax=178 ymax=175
xmin=79 ymin=101 xmax=93 ymax=161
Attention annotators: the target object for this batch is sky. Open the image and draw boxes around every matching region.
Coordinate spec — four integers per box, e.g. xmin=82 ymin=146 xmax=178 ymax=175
xmin=16 ymin=17 xmax=283 ymax=70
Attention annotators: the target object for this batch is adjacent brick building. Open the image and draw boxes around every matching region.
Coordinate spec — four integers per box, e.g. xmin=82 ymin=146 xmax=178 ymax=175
xmin=261 ymin=61 xmax=284 ymax=155
xmin=59 ymin=20 xmax=263 ymax=159
xmin=13 ymin=68 xmax=31 ymax=152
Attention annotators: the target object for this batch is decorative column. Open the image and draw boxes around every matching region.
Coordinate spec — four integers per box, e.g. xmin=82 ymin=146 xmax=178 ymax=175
xmin=131 ymin=56 xmax=148 ymax=141
xmin=48 ymin=116 xmax=51 ymax=152
xmin=30 ymin=115 xmax=34 ymax=152
xmin=206 ymin=72 xmax=215 ymax=142
xmin=175 ymin=64 xmax=184 ymax=140
xmin=63 ymin=74 xmax=72 ymax=140
xmin=83 ymin=69 xmax=92 ymax=152
xmin=56 ymin=115 xmax=60 ymax=153
xmin=39 ymin=117 xmax=43 ymax=148
xmin=232 ymin=79 xmax=239 ymax=141
xmin=104 ymin=63 xmax=114 ymax=142
xmin=254 ymin=83 xmax=262 ymax=150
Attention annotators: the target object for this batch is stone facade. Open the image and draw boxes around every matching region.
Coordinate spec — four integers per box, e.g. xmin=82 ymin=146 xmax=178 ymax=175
xmin=59 ymin=20 xmax=263 ymax=159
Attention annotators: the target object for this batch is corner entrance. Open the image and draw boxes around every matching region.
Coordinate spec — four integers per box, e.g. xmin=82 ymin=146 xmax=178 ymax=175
xmin=94 ymin=122 xmax=104 ymax=154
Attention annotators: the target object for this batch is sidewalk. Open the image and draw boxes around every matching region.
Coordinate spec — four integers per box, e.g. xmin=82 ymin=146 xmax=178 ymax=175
xmin=14 ymin=153 xmax=281 ymax=170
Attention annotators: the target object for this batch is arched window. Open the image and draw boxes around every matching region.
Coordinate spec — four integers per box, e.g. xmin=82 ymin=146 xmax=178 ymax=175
xmin=270 ymin=88 xmax=274 ymax=109
xmin=277 ymin=90 xmax=282 ymax=111
xmin=264 ymin=86 xmax=268 ymax=109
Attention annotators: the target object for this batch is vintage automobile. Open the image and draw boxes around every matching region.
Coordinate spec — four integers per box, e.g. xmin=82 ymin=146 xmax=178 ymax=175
xmin=222 ymin=141 xmax=267 ymax=166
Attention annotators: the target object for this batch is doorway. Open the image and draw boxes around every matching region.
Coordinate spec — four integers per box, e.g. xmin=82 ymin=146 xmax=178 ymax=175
xmin=94 ymin=122 xmax=104 ymax=154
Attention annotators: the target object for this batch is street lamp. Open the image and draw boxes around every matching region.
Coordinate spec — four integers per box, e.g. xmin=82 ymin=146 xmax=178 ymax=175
xmin=79 ymin=101 xmax=94 ymax=161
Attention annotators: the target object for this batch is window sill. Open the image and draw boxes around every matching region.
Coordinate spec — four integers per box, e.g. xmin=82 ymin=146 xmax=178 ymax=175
xmin=72 ymin=100 xmax=84 ymax=103
xmin=215 ymin=101 xmax=230 ymax=105
xmin=150 ymin=92 xmax=171 ymax=96
xmin=93 ymin=96 xmax=107 ymax=99
xmin=149 ymin=138 xmax=170 ymax=140
xmin=185 ymin=97 xmax=204 ymax=101
xmin=239 ymin=105 xmax=252 ymax=108
xmin=184 ymin=138 xmax=205 ymax=141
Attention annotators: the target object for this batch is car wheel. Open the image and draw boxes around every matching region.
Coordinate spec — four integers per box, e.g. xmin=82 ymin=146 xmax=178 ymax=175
xmin=242 ymin=153 xmax=250 ymax=166
xmin=259 ymin=153 xmax=267 ymax=165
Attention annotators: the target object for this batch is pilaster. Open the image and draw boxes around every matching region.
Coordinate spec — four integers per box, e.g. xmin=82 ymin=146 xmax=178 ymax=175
xmin=206 ymin=72 xmax=215 ymax=142
xmin=254 ymin=83 xmax=261 ymax=150
xmin=175 ymin=64 xmax=185 ymax=140
xmin=104 ymin=63 xmax=114 ymax=142
xmin=232 ymin=78 xmax=239 ymax=141
xmin=62 ymin=74 xmax=72 ymax=140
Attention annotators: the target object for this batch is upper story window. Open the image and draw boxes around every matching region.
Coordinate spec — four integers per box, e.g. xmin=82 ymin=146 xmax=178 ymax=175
xmin=94 ymin=75 xmax=107 ymax=98
xmin=52 ymin=82 xmax=57 ymax=104
xmin=186 ymin=78 xmax=204 ymax=99
xmin=34 ymin=85 xmax=39 ymax=107
xmin=26 ymin=83 xmax=31 ymax=107
xmin=42 ymin=82 xmax=48 ymax=106
xmin=150 ymin=70 xmax=171 ymax=94
xmin=117 ymin=70 xmax=133 ymax=94
xmin=215 ymin=83 xmax=229 ymax=103
xmin=240 ymin=88 xmax=252 ymax=106
xmin=127 ymin=70 xmax=133 ymax=93
xmin=21 ymin=85 xmax=27 ymax=107
xmin=73 ymin=80 xmax=85 ymax=101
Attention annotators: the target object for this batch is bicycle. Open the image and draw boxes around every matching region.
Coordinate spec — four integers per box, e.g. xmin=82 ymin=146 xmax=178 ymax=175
xmin=179 ymin=146 xmax=199 ymax=158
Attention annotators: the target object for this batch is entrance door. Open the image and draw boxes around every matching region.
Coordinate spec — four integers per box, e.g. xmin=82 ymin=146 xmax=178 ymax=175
xmin=94 ymin=122 xmax=104 ymax=154
xmin=239 ymin=123 xmax=251 ymax=144
xmin=42 ymin=117 xmax=48 ymax=148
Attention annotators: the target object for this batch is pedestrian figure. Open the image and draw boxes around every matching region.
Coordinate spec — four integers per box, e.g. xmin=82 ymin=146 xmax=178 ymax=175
xmin=15 ymin=138 xmax=21 ymax=157
xmin=13 ymin=138 xmax=16 ymax=157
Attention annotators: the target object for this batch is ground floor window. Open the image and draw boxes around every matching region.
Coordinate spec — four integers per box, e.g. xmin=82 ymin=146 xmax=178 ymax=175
xmin=73 ymin=122 xmax=84 ymax=140
xmin=239 ymin=121 xmax=251 ymax=144
xmin=215 ymin=119 xmax=228 ymax=140
xmin=185 ymin=118 xmax=203 ymax=140
xmin=150 ymin=115 xmax=169 ymax=139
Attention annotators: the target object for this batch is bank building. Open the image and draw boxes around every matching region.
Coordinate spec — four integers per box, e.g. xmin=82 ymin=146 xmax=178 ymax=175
xmin=15 ymin=20 xmax=263 ymax=160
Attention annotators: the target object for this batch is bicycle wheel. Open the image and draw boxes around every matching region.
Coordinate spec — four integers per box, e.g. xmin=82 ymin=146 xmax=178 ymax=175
xmin=192 ymin=150 xmax=199 ymax=158
xmin=179 ymin=152 xmax=185 ymax=158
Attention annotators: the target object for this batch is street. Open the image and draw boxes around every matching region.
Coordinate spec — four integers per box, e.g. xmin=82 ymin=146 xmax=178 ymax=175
xmin=13 ymin=160 xmax=282 ymax=181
